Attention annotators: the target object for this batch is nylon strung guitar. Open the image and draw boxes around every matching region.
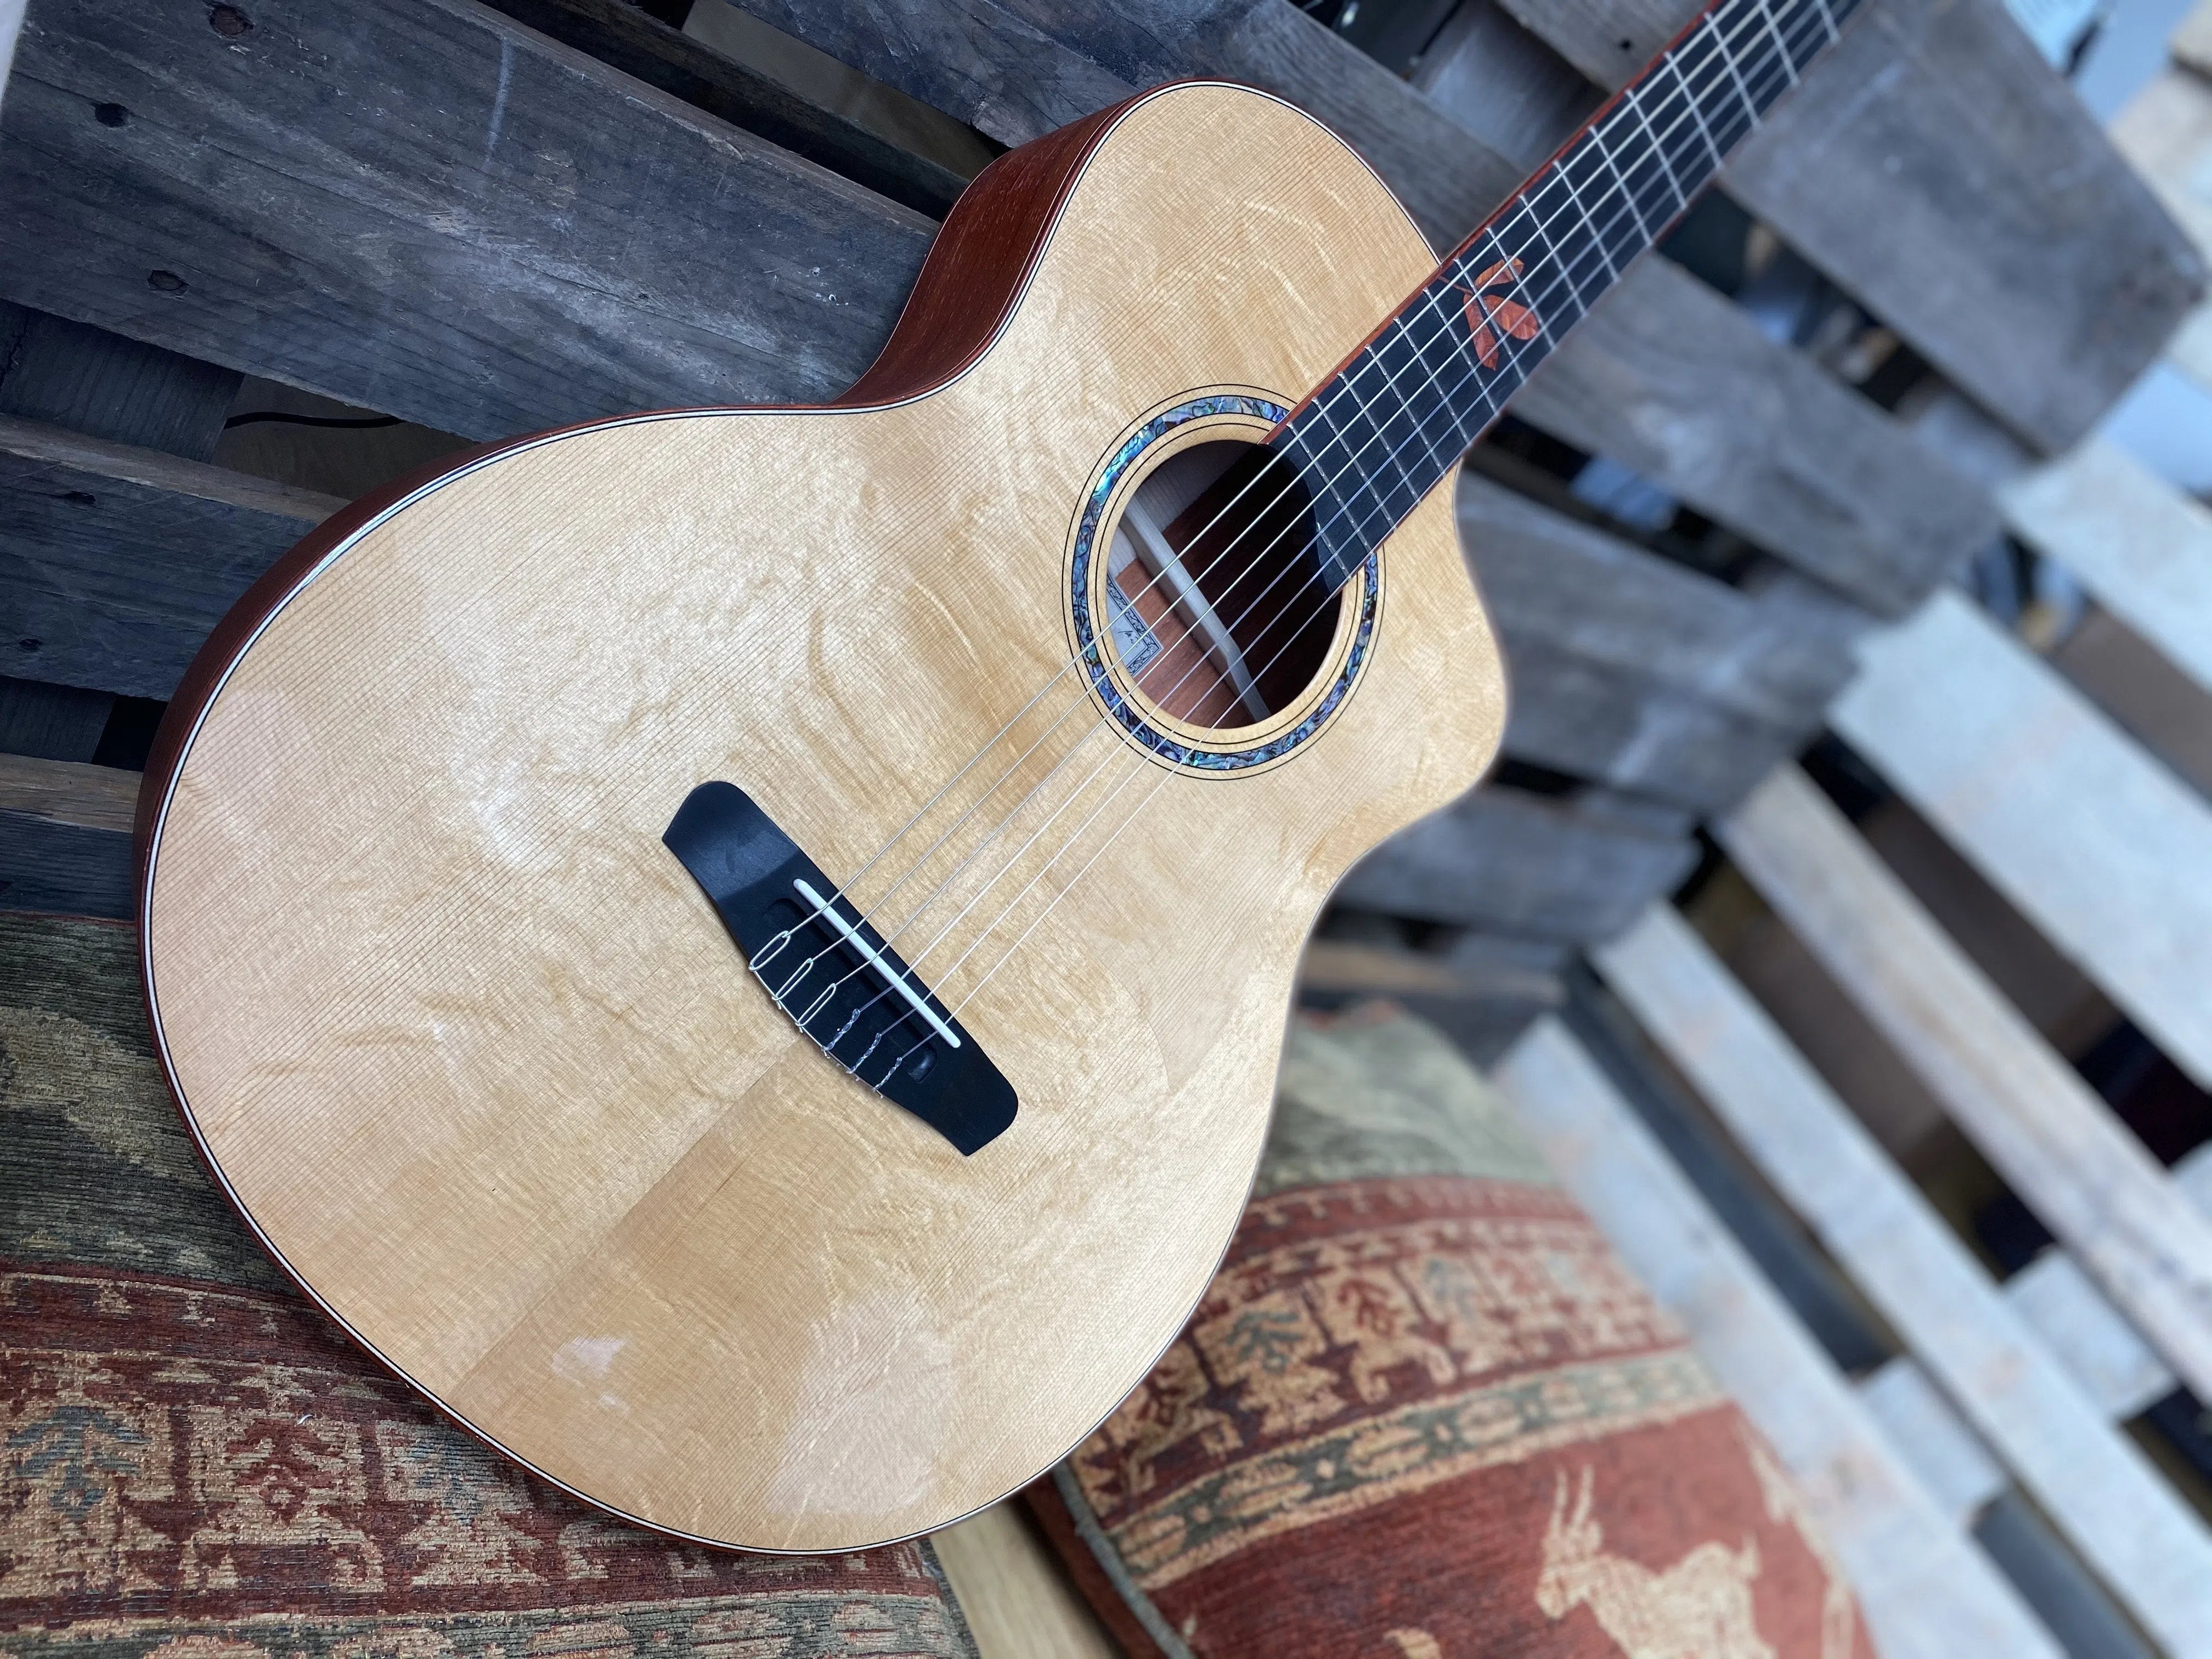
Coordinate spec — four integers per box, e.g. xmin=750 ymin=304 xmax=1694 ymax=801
xmin=139 ymin=0 xmax=1863 ymax=1552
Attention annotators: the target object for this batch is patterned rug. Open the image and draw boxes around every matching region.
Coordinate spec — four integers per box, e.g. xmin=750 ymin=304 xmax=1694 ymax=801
xmin=1030 ymin=1006 xmax=1876 ymax=1659
xmin=0 ymin=911 xmax=978 ymax=1659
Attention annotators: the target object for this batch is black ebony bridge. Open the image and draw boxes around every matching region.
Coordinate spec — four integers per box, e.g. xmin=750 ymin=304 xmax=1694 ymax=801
xmin=663 ymin=781 xmax=1018 ymax=1156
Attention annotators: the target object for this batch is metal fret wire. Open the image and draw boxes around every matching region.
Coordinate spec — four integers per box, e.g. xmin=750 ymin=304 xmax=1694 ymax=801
xmin=772 ymin=0 xmax=1848 ymax=1071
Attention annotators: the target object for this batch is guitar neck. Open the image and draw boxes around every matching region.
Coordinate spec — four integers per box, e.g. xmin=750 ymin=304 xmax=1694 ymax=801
xmin=1281 ymin=0 xmax=1863 ymax=589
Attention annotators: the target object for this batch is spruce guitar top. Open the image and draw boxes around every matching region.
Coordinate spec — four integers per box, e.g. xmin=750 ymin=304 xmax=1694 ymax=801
xmin=138 ymin=0 xmax=1861 ymax=1553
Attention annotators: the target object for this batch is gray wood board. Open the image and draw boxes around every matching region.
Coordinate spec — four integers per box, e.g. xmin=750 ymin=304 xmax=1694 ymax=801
xmin=1336 ymin=784 xmax=1699 ymax=943
xmin=0 ymin=0 xmax=934 ymax=442
xmin=1834 ymin=590 xmax=2212 ymax=1102
xmin=1409 ymin=0 xmax=1599 ymax=174
xmin=0 ymin=417 xmax=340 ymax=700
xmin=1460 ymin=469 xmax=1867 ymax=810
xmin=0 ymin=302 xmax=240 ymax=461
xmin=1493 ymin=0 xmax=1703 ymax=91
xmin=1722 ymin=0 xmax=2207 ymax=455
xmin=475 ymin=0 xmax=976 ymax=217
xmin=1512 ymin=258 xmax=1998 ymax=616
xmin=721 ymin=0 xmax=1523 ymax=247
xmin=0 ymin=674 xmax=116 ymax=763
xmin=0 ymin=808 xmax=132 ymax=917
xmin=1598 ymin=902 xmax=2212 ymax=1655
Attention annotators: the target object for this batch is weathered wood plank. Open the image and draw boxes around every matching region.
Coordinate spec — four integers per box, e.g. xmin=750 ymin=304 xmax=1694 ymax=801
xmin=1853 ymin=1359 xmax=2004 ymax=1527
xmin=2174 ymin=302 xmax=2212 ymax=396
xmin=1460 ymin=476 xmax=1870 ymax=733
xmin=1493 ymin=0 xmax=1701 ymax=91
xmin=0 ymin=673 xmax=114 ymax=763
xmin=719 ymin=0 xmax=1523 ymax=245
xmin=930 ymin=1501 xmax=1120 ymax=1659
xmin=1855 ymin=1144 xmax=2212 ymax=1529
xmin=1296 ymin=935 xmax=1563 ymax=1064
xmin=477 ymin=0 xmax=977 ymax=216
xmin=1494 ymin=1017 xmax=2066 ymax=1659
xmin=2112 ymin=63 xmax=2212 ymax=392
xmin=0 ymin=751 xmax=139 ymax=833
xmin=0 ymin=416 xmax=340 ymax=699
xmin=2111 ymin=65 xmax=2212 ymax=268
xmin=1718 ymin=763 xmax=2212 ymax=1412
xmin=1296 ymin=935 xmax=1561 ymax=1007
xmin=1408 ymin=0 xmax=1597 ymax=173
xmin=0 ymin=808 xmax=131 ymax=917
xmin=1 ymin=0 xmax=934 ymax=441
xmin=2005 ymin=1224 xmax=2186 ymax=1423
xmin=2178 ymin=0 xmax=2212 ymax=76
xmin=1460 ymin=468 xmax=1867 ymax=808
xmin=718 ymin=0 xmax=1129 ymax=151
xmin=1596 ymin=902 xmax=2212 ymax=1655
xmin=1722 ymin=0 xmax=2207 ymax=454
xmin=1999 ymin=437 xmax=2212 ymax=700
xmin=0 ymin=301 xmax=239 ymax=461
xmin=1509 ymin=258 xmax=1998 ymax=616
xmin=1832 ymin=590 xmax=2212 ymax=1094
xmin=1336 ymin=785 xmax=1698 ymax=943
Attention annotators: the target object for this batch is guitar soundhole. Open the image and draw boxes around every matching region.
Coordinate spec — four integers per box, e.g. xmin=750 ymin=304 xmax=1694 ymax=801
xmin=1103 ymin=438 xmax=1335 ymax=730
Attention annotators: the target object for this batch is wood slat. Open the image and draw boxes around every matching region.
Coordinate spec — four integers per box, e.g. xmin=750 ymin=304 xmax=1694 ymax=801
xmin=723 ymin=0 xmax=1523 ymax=248
xmin=1 ymin=0 xmax=934 ymax=441
xmin=1336 ymin=784 xmax=1697 ymax=943
xmin=1509 ymin=258 xmax=1997 ymax=616
xmin=1493 ymin=0 xmax=1701 ymax=92
xmin=1595 ymin=901 xmax=2212 ymax=1655
xmin=1857 ymin=1138 xmax=2212 ymax=1531
xmin=1460 ymin=468 xmax=1866 ymax=809
xmin=0 ymin=674 xmax=115 ymax=763
xmin=1407 ymin=0 xmax=1597 ymax=174
xmin=1722 ymin=0 xmax=2206 ymax=455
xmin=0 ymin=810 xmax=132 ymax=917
xmin=1494 ymin=1017 xmax=2066 ymax=1659
xmin=930 ymin=1502 xmax=1120 ymax=1659
xmin=477 ymin=0 xmax=978 ymax=217
xmin=2112 ymin=65 xmax=2212 ymax=269
xmin=1718 ymin=762 xmax=2212 ymax=1412
xmin=1295 ymin=934 xmax=1564 ymax=1064
xmin=1296 ymin=935 xmax=1561 ymax=1007
xmin=0 ymin=302 xmax=239 ymax=461
xmin=2179 ymin=0 xmax=2212 ymax=76
xmin=0 ymin=416 xmax=341 ymax=699
xmin=1999 ymin=437 xmax=2212 ymax=699
xmin=717 ymin=0 xmax=1129 ymax=150
xmin=0 ymin=751 xmax=140 ymax=833
xmin=0 ymin=752 xmax=136 ymax=917
xmin=1832 ymin=590 xmax=2212 ymax=1096
xmin=2174 ymin=303 xmax=2212 ymax=396
xmin=1853 ymin=1361 xmax=2004 ymax=1528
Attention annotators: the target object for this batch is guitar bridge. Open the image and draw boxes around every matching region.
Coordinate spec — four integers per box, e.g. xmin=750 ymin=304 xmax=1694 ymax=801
xmin=662 ymin=781 xmax=1018 ymax=1155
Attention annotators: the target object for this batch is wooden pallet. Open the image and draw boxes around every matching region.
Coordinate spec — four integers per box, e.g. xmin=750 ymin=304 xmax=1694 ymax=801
xmin=5 ymin=0 xmax=2210 ymax=1651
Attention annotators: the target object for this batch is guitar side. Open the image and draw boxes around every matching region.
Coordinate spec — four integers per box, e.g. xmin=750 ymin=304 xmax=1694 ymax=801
xmin=139 ymin=82 xmax=1506 ymax=1551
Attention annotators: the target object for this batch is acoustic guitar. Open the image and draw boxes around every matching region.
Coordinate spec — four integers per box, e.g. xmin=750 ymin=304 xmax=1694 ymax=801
xmin=138 ymin=0 xmax=1859 ymax=1552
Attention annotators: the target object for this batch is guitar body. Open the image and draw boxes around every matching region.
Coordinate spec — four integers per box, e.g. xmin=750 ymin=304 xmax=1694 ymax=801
xmin=138 ymin=81 xmax=1505 ymax=1551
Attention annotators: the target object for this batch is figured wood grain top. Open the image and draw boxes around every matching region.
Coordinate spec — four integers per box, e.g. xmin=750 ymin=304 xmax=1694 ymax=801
xmin=140 ymin=84 xmax=1505 ymax=1552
